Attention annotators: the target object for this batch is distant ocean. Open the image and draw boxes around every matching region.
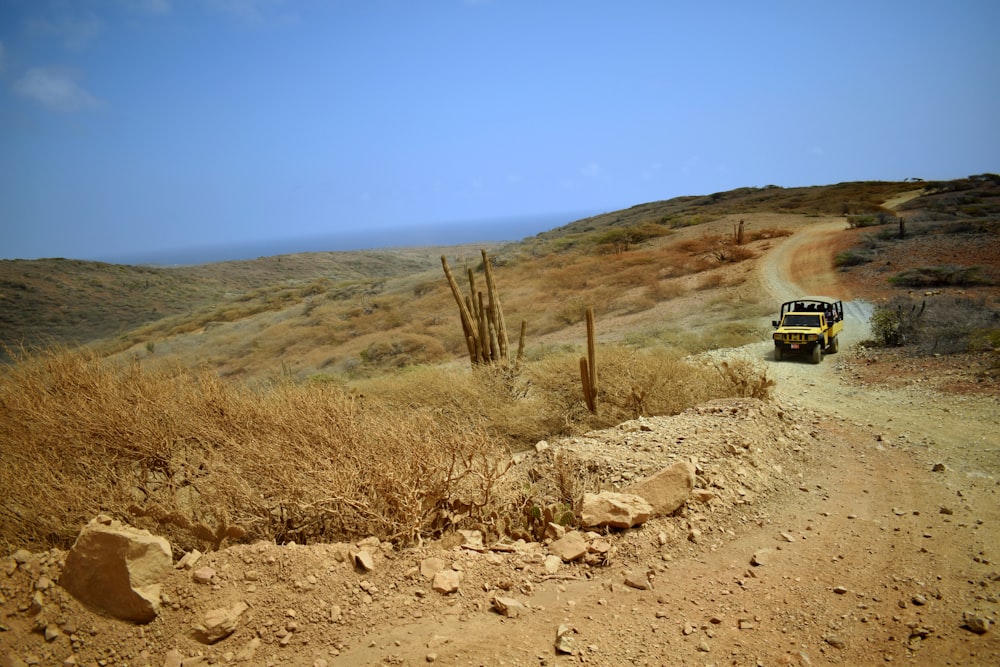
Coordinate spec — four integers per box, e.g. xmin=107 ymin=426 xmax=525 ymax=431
xmin=100 ymin=212 xmax=593 ymax=266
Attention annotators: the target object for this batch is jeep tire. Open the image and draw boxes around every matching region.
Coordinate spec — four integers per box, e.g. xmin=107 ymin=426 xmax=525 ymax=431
xmin=811 ymin=343 xmax=822 ymax=364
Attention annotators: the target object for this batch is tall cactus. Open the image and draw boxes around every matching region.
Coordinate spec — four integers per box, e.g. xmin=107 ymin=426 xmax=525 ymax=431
xmin=442 ymin=250 xmax=524 ymax=369
xmin=580 ymin=306 xmax=598 ymax=414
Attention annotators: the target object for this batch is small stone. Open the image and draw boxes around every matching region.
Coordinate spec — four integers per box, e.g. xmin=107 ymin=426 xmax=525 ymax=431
xmin=549 ymin=531 xmax=588 ymax=562
xmin=491 ymin=596 xmax=525 ymax=618
xmin=824 ymin=634 xmax=846 ymax=649
xmin=543 ymin=555 xmax=562 ymax=574
xmin=174 ymin=550 xmax=203 ymax=570
xmin=780 ymin=532 xmax=796 ymax=543
xmin=192 ymin=567 xmax=215 ymax=584
xmin=425 ymin=653 xmax=437 ymax=663
xmin=912 ymin=594 xmax=928 ymax=606
xmin=431 ymin=570 xmax=460 ymax=595
xmin=44 ymin=624 xmax=60 ymax=641
xmin=963 ymin=612 xmax=990 ymax=634
xmin=554 ymin=624 xmax=576 ymax=655
xmin=234 ymin=638 xmax=261 ymax=661
xmin=354 ymin=550 xmax=375 ymax=572
xmin=833 ymin=586 xmax=848 ymax=595
xmin=192 ymin=601 xmax=249 ymax=645
xmin=932 ymin=463 xmax=946 ymax=472
xmin=624 ymin=571 xmax=651 ymax=591
xmin=419 ymin=557 xmax=446 ymax=580
xmin=750 ymin=549 xmax=772 ymax=567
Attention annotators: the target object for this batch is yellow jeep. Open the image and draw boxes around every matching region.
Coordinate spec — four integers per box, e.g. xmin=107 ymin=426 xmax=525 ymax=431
xmin=772 ymin=297 xmax=844 ymax=364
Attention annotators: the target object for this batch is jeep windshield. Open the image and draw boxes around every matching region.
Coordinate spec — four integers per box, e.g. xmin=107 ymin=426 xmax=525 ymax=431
xmin=783 ymin=314 xmax=821 ymax=327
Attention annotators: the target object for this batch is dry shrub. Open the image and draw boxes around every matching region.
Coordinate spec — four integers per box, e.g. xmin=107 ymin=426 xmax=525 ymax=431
xmin=647 ymin=279 xmax=687 ymax=302
xmin=0 ymin=347 xmax=511 ymax=552
xmin=525 ymin=345 xmax=769 ymax=432
xmin=713 ymin=359 xmax=776 ymax=400
xmin=746 ymin=227 xmax=793 ymax=242
xmin=673 ymin=233 xmax=725 ymax=255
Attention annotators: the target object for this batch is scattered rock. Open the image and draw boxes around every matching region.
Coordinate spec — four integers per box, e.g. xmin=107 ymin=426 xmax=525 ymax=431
xmin=932 ymin=463 xmax=946 ymax=472
xmin=580 ymin=492 xmax=652 ymax=529
xmin=174 ymin=550 xmax=202 ymax=570
xmin=832 ymin=586 xmax=848 ymax=595
xmin=432 ymin=569 xmax=460 ymax=595
xmin=60 ymin=515 xmax=171 ymax=623
xmin=963 ymin=611 xmax=991 ymax=634
xmin=354 ymin=550 xmax=375 ymax=572
xmin=543 ymin=554 xmax=562 ymax=574
xmin=420 ymin=557 xmax=446 ymax=580
xmin=234 ymin=638 xmax=261 ymax=661
xmin=491 ymin=596 xmax=525 ymax=618
xmin=162 ymin=649 xmax=183 ymax=667
xmin=691 ymin=489 xmax=717 ymax=504
xmin=549 ymin=531 xmax=588 ymax=562
xmin=192 ymin=601 xmax=248 ymax=644
xmin=623 ymin=461 xmax=695 ymax=516
xmin=823 ymin=634 xmax=846 ymax=649
xmin=624 ymin=570 xmax=651 ymax=590
xmin=554 ymin=624 xmax=576 ymax=655
xmin=750 ymin=548 xmax=773 ymax=566
xmin=191 ymin=566 xmax=215 ymax=584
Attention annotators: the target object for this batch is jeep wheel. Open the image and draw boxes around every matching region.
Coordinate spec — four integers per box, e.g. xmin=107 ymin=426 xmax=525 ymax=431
xmin=828 ymin=335 xmax=839 ymax=354
xmin=774 ymin=344 xmax=783 ymax=361
xmin=811 ymin=343 xmax=822 ymax=364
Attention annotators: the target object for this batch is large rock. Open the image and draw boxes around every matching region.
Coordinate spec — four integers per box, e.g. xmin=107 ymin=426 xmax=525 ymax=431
xmin=624 ymin=461 xmax=695 ymax=516
xmin=60 ymin=515 xmax=171 ymax=623
xmin=580 ymin=492 xmax=652 ymax=529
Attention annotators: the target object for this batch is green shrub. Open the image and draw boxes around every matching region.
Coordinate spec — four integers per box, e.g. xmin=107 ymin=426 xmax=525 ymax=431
xmin=834 ymin=249 xmax=875 ymax=268
xmin=870 ymin=296 xmax=1000 ymax=354
xmin=888 ymin=265 xmax=991 ymax=288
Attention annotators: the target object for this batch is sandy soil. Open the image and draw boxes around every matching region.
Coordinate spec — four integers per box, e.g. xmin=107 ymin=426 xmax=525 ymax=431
xmin=3 ymin=221 xmax=1000 ymax=667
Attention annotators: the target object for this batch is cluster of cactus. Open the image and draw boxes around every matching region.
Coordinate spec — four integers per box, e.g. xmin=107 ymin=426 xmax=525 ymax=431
xmin=441 ymin=250 xmax=525 ymax=368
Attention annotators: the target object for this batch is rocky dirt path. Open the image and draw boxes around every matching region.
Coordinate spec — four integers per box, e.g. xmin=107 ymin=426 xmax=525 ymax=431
xmin=3 ymin=222 xmax=999 ymax=667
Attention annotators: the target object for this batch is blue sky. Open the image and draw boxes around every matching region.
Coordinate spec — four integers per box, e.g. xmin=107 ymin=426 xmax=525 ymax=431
xmin=1 ymin=0 xmax=997 ymax=262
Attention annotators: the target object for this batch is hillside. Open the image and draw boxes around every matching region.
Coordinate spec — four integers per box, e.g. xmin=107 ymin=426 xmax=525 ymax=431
xmin=7 ymin=177 xmax=997 ymax=381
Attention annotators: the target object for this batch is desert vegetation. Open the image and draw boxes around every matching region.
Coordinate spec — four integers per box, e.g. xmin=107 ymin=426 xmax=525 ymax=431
xmin=0 ymin=343 xmax=773 ymax=553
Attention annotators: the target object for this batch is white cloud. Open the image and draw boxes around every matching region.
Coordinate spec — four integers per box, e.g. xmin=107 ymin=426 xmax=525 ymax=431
xmin=25 ymin=13 xmax=104 ymax=51
xmin=580 ymin=162 xmax=602 ymax=177
xmin=13 ymin=67 xmax=103 ymax=113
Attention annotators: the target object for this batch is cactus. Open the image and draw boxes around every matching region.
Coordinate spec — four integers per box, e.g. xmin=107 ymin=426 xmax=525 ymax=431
xmin=441 ymin=250 xmax=524 ymax=369
xmin=580 ymin=306 xmax=598 ymax=414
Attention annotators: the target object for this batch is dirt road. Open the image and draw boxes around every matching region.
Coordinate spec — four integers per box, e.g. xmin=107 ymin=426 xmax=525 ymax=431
xmin=342 ymin=222 xmax=1000 ymax=665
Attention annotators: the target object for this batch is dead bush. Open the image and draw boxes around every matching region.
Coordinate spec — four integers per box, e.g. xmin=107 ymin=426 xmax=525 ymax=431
xmin=0 ymin=347 xmax=511 ymax=552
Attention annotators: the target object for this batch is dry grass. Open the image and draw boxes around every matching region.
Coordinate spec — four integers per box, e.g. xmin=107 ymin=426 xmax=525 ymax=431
xmin=0 ymin=346 xmax=511 ymax=552
xmin=0 ymin=342 xmax=775 ymax=552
